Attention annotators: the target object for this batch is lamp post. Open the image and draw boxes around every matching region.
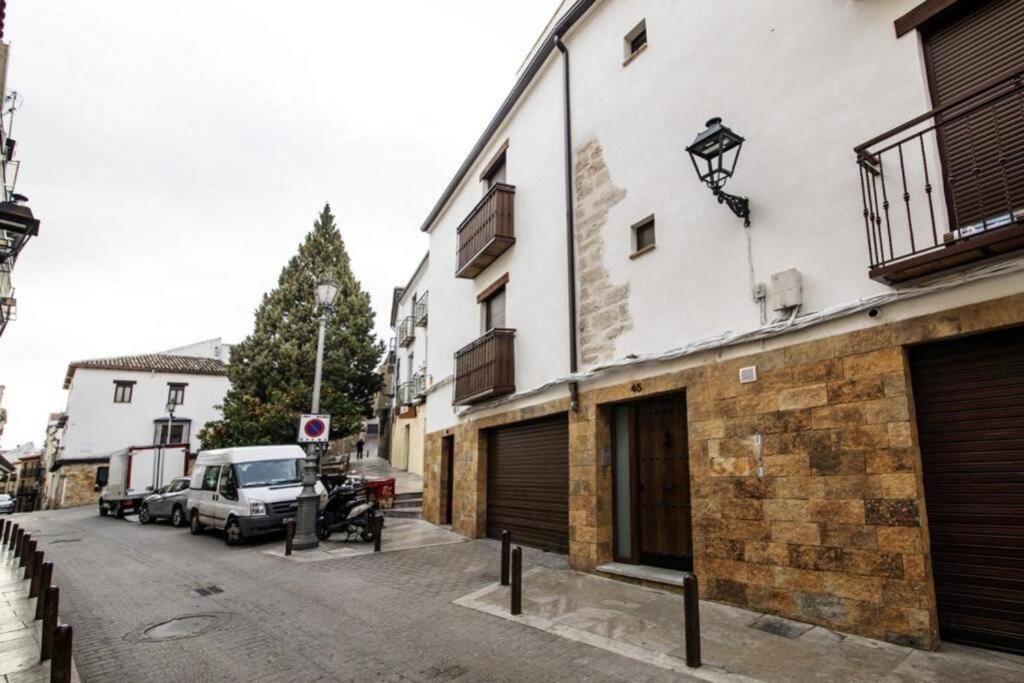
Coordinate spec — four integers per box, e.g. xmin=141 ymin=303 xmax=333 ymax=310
xmin=685 ymin=117 xmax=751 ymax=227
xmin=293 ymin=277 xmax=340 ymax=551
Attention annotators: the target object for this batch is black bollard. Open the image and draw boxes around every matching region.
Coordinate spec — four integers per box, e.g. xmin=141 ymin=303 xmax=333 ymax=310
xmin=20 ymin=536 xmax=32 ymax=568
xmin=500 ymin=530 xmax=511 ymax=586
xmin=51 ymin=624 xmax=73 ymax=683
xmin=683 ymin=572 xmax=701 ymax=668
xmin=13 ymin=526 xmax=23 ymax=556
xmin=41 ymin=585 xmax=59 ymax=661
xmin=29 ymin=550 xmax=44 ymax=597
xmin=35 ymin=562 xmax=53 ymax=620
xmin=373 ymin=515 xmax=383 ymax=552
xmin=24 ymin=541 xmax=37 ymax=579
xmin=511 ymin=546 xmax=522 ymax=616
xmin=8 ymin=523 xmax=17 ymax=550
xmin=2 ymin=519 xmax=8 ymax=545
xmin=284 ymin=519 xmax=295 ymax=556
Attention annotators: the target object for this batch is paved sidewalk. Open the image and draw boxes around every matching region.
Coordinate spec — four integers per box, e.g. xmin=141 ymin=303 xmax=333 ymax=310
xmin=456 ymin=566 xmax=1024 ymax=682
xmin=0 ymin=524 xmax=79 ymax=683
xmin=263 ymin=517 xmax=465 ymax=562
xmin=348 ymin=456 xmax=423 ymax=494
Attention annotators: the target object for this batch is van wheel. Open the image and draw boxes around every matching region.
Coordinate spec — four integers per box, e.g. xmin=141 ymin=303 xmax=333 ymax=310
xmin=98 ymin=502 xmax=108 ymax=517
xmin=139 ymin=504 xmax=152 ymax=525
xmin=224 ymin=518 xmax=243 ymax=546
xmin=171 ymin=506 xmax=185 ymax=528
xmin=190 ymin=510 xmax=205 ymax=535
xmin=114 ymin=502 xmax=124 ymax=519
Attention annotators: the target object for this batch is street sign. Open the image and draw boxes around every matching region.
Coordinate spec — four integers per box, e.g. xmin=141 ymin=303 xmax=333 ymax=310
xmin=298 ymin=414 xmax=330 ymax=443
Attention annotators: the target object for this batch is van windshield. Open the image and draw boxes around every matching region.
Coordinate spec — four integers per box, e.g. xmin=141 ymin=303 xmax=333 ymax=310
xmin=235 ymin=459 xmax=303 ymax=488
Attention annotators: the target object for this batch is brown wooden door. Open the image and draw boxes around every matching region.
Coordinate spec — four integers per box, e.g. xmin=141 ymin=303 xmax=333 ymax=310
xmin=910 ymin=326 xmax=1024 ymax=655
xmin=636 ymin=395 xmax=692 ymax=570
xmin=442 ymin=435 xmax=455 ymax=526
xmin=486 ymin=414 xmax=569 ymax=553
xmin=923 ymin=0 xmax=1024 ymax=230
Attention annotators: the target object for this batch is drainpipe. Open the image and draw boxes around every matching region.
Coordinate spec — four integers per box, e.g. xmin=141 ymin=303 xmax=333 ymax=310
xmin=554 ymin=34 xmax=580 ymax=413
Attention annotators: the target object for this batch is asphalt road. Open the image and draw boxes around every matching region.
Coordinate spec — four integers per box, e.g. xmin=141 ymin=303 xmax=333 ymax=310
xmin=8 ymin=506 xmax=685 ymax=682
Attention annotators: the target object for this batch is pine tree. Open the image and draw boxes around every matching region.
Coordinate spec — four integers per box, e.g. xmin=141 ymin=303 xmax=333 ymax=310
xmin=199 ymin=204 xmax=383 ymax=449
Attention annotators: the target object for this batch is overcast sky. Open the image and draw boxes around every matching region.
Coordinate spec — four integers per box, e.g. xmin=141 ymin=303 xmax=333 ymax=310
xmin=0 ymin=0 xmax=559 ymax=449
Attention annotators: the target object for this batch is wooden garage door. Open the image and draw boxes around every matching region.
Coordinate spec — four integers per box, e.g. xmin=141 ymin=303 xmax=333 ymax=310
xmin=487 ymin=414 xmax=569 ymax=553
xmin=910 ymin=326 xmax=1024 ymax=654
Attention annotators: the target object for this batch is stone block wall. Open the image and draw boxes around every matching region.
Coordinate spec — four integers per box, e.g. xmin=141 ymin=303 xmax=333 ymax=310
xmin=53 ymin=462 xmax=106 ymax=508
xmin=420 ymin=292 xmax=1024 ymax=649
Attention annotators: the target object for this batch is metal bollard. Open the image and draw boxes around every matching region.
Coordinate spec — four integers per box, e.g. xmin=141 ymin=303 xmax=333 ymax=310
xmin=29 ymin=550 xmax=43 ymax=594
xmin=683 ymin=572 xmax=702 ymax=668
xmin=2 ymin=519 xmax=8 ymax=545
xmin=13 ymin=526 xmax=23 ymax=555
xmin=373 ymin=515 xmax=383 ymax=552
xmin=284 ymin=519 xmax=295 ymax=556
xmin=41 ymin=585 xmax=59 ymax=661
xmin=24 ymin=541 xmax=37 ymax=579
xmin=510 ymin=546 xmax=522 ymax=616
xmin=500 ymin=530 xmax=511 ymax=586
xmin=51 ymin=624 xmax=73 ymax=683
xmin=35 ymin=562 xmax=53 ymax=620
xmin=8 ymin=523 xmax=17 ymax=550
xmin=20 ymin=535 xmax=32 ymax=568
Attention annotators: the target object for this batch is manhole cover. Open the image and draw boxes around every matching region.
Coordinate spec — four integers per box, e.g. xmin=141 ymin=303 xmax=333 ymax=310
xmin=127 ymin=613 xmax=230 ymax=643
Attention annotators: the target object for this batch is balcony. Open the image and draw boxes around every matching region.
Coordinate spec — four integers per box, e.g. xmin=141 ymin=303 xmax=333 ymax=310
xmin=414 ymin=292 xmax=428 ymax=327
xmin=456 ymin=183 xmax=515 ymax=279
xmin=856 ymin=68 xmax=1024 ymax=285
xmin=397 ymin=381 xmax=413 ymax=406
xmin=412 ymin=371 xmax=427 ymax=399
xmin=453 ymin=328 xmax=515 ymax=405
xmin=398 ymin=316 xmax=415 ymax=348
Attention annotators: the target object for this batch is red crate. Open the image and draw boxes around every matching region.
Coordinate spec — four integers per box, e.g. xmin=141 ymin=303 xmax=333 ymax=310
xmin=363 ymin=478 xmax=396 ymax=509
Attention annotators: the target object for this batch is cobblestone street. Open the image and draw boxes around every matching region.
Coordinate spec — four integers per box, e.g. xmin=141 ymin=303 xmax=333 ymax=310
xmin=9 ymin=507 xmax=688 ymax=682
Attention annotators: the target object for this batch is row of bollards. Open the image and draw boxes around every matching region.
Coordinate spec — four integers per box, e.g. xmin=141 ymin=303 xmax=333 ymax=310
xmin=497 ymin=529 xmax=701 ymax=669
xmin=2 ymin=517 xmax=74 ymax=682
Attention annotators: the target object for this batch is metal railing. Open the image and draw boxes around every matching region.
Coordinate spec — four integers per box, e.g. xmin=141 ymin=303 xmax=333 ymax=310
xmin=453 ymin=328 xmax=515 ymax=405
xmin=397 ymin=381 xmax=413 ymax=406
xmin=414 ymin=292 xmax=428 ymax=327
xmin=397 ymin=316 xmax=415 ymax=348
xmin=856 ymin=68 xmax=1024 ymax=283
xmin=412 ymin=371 xmax=427 ymax=398
xmin=456 ymin=183 xmax=516 ymax=279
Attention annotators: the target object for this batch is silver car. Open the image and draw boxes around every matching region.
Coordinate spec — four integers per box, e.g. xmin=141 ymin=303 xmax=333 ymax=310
xmin=139 ymin=477 xmax=190 ymax=527
xmin=0 ymin=493 xmax=13 ymax=515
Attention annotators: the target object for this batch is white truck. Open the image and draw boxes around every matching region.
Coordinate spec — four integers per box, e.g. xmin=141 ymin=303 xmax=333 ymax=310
xmin=99 ymin=444 xmax=189 ymax=518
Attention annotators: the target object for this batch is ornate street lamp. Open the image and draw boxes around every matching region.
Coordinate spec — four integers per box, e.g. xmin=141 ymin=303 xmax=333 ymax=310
xmin=686 ymin=117 xmax=751 ymax=227
xmin=293 ymin=276 xmax=341 ymax=551
xmin=0 ymin=197 xmax=40 ymax=237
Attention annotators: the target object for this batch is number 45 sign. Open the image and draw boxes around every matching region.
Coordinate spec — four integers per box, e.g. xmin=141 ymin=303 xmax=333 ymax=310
xmin=298 ymin=414 xmax=331 ymax=443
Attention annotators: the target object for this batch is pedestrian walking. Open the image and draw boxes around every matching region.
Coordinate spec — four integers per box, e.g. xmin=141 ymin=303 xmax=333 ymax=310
xmin=356 ymin=438 xmax=365 ymax=460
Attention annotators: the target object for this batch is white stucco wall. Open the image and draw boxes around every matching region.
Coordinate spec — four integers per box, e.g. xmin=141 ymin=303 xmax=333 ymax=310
xmin=393 ymin=257 xmax=431 ymax=387
xmin=420 ymin=0 xmax=1024 ymax=434
xmin=60 ymin=368 xmax=229 ymax=458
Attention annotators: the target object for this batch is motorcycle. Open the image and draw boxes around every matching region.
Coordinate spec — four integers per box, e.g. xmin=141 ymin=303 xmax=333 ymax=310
xmin=315 ymin=476 xmax=382 ymax=542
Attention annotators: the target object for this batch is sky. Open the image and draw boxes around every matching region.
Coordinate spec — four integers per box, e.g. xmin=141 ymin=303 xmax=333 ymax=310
xmin=0 ymin=0 xmax=560 ymax=449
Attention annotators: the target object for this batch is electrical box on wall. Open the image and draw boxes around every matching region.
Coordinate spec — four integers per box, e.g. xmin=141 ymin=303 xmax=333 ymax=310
xmin=770 ymin=268 xmax=803 ymax=312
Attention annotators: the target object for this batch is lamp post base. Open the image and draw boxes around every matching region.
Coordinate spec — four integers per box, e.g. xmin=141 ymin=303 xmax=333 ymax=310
xmin=292 ymin=444 xmax=321 ymax=551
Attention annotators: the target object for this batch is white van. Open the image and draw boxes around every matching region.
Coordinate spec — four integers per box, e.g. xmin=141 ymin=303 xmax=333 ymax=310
xmin=186 ymin=445 xmax=325 ymax=545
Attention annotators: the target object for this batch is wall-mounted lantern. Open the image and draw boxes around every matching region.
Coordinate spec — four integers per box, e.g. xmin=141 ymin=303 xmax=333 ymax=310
xmin=686 ymin=117 xmax=751 ymax=227
xmin=0 ymin=197 xmax=40 ymax=236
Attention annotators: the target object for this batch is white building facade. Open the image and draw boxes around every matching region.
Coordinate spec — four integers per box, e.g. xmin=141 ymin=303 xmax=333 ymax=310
xmin=389 ymin=255 xmax=430 ymax=476
xmin=415 ymin=0 xmax=1024 ymax=654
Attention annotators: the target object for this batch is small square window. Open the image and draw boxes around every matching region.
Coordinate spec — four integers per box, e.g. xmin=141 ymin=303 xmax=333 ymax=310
xmin=631 ymin=216 xmax=656 ymax=258
xmin=167 ymin=383 xmax=187 ymax=406
xmin=624 ymin=20 xmax=647 ymax=64
xmin=113 ymin=381 xmax=134 ymax=403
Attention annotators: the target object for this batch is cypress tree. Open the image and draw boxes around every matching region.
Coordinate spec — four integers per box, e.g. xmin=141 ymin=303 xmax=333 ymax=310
xmin=199 ymin=204 xmax=383 ymax=449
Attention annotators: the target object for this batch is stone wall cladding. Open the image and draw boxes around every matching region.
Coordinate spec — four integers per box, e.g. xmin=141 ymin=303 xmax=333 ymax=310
xmin=423 ymin=292 xmax=1024 ymax=650
xmin=54 ymin=462 xmax=105 ymax=508
xmin=574 ymin=139 xmax=631 ymax=366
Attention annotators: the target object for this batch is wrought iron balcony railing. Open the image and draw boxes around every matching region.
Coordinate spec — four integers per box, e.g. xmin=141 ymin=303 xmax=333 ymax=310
xmin=414 ymin=292 xmax=428 ymax=327
xmin=397 ymin=381 xmax=413 ymax=407
xmin=412 ymin=371 xmax=427 ymax=398
xmin=453 ymin=328 xmax=515 ymax=405
xmin=456 ymin=183 xmax=515 ymax=279
xmin=856 ymin=67 xmax=1024 ymax=285
xmin=398 ymin=315 xmax=415 ymax=348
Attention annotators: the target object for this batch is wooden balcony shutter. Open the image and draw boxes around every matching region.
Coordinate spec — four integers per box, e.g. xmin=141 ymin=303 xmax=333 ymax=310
xmin=923 ymin=0 xmax=1024 ymax=229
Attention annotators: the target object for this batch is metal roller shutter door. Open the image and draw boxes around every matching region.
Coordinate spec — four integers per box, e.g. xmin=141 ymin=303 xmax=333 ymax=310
xmin=486 ymin=414 xmax=569 ymax=553
xmin=910 ymin=326 xmax=1024 ymax=654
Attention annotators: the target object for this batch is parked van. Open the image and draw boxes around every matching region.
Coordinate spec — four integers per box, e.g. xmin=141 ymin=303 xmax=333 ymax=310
xmin=187 ymin=445 xmax=325 ymax=545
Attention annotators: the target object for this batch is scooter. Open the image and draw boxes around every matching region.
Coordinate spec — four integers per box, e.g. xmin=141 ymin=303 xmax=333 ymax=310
xmin=315 ymin=476 xmax=382 ymax=542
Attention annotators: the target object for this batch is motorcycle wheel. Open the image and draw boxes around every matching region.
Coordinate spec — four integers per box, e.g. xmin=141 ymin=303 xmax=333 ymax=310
xmin=316 ymin=518 xmax=332 ymax=541
xmin=360 ymin=528 xmax=375 ymax=543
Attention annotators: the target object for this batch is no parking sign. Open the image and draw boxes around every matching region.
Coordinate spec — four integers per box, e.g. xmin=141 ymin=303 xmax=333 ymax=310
xmin=298 ymin=414 xmax=331 ymax=443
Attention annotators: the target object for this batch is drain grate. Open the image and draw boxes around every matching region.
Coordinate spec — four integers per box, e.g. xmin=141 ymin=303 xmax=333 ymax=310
xmin=193 ymin=585 xmax=224 ymax=597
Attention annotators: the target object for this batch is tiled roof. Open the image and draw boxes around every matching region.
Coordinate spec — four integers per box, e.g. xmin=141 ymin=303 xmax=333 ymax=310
xmin=64 ymin=353 xmax=227 ymax=388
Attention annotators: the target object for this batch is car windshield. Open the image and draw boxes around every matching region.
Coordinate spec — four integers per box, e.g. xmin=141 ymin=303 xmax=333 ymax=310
xmin=0 ymin=494 xmax=10 ymax=502
xmin=234 ymin=459 xmax=303 ymax=488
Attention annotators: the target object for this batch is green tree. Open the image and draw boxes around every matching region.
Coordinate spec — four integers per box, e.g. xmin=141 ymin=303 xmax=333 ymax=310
xmin=199 ymin=204 xmax=383 ymax=449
